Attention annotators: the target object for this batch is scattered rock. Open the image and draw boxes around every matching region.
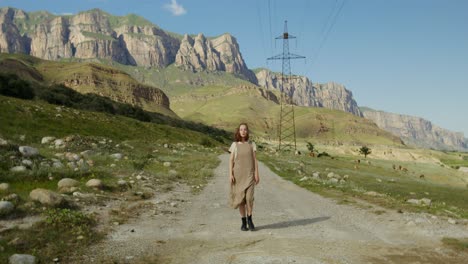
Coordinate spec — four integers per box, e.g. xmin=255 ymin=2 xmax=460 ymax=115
xmin=0 ymin=201 xmax=14 ymax=215
xmin=110 ymin=153 xmax=123 ymax=160
xmin=299 ymin=176 xmax=309 ymax=182
xmin=365 ymin=191 xmax=379 ymax=197
xmin=57 ymin=178 xmax=80 ymax=189
xmin=52 ymin=162 xmax=64 ymax=168
xmin=29 ymin=188 xmax=65 ymax=207
xmin=22 ymin=159 xmax=33 ymax=167
xmin=41 ymin=136 xmax=55 ymax=144
xmin=406 ymin=199 xmax=421 ymax=205
xmin=0 ymin=137 xmax=7 ymax=146
xmin=118 ymin=180 xmax=128 ymax=186
xmin=0 ymin=183 xmax=10 ymax=191
xmin=327 ymin=172 xmax=334 ymax=178
xmin=80 ymin=150 xmax=94 ymax=158
xmin=343 ymin=175 xmax=349 ymax=180
xmin=54 ymin=139 xmax=64 ymax=147
xmin=376 ymin=179 xmax=382 ymax=183
xmin=19 ymin=146 xmax=39 ymax=157
xmin=420 ymin=198 xmax=432 ymax=206
xmin=329 ymin=178 xmax=339 ymax=184
xmin=3 ymin=193 xmax=20 ymax=203
xmin=86 ymin=179 xmax=103 ymax=189
xmin=10 ymin=166 xmax=27 ymax=172
xmin=9 ymin=254 xmax=37 ymax=264
xmin=168 ymin=170 xmax=178 ymax=177
xmin=448 ymin=218 xmax=457 ymax=225
xmin=163 ymin=162 xmax=171 ymax=167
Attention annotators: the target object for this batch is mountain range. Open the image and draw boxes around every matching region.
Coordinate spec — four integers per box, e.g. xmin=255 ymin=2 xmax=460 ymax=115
xmin=0 ymin=7 xmax=466 ymax=151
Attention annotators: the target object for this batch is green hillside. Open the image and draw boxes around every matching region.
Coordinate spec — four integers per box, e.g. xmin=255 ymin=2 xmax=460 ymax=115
xmin=170 ymin=85 xmax=403 ymax=146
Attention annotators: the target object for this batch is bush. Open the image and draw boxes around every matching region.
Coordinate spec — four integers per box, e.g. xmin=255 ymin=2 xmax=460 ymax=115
xmin=317 ymin=152 xmax=330 ymax=158
xmin=200 ymin=137 xmax=214 ymax=147
xmin=0 ymin=73 xmax=35 ymax=99
xmin=44 ymin=208 xmax=95 ymax=235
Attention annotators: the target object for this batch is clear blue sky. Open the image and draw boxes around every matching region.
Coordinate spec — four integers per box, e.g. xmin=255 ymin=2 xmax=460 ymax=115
xmin=2 ymin=0 xmax=468 ymax=136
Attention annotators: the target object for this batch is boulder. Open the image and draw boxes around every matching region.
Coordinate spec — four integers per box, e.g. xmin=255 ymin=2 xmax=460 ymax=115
xmin=18 ymin=146 xmax=39 ymax=157
xmin=0 ymin=201 xmax=14 ymax=215
xmin=10 ymin=166 xmax=27 ymax=172
xmin=29 ymin=188 xmax=64 ymax=207
xmin=57 ymin=178 xmax=80 ymax=189
xmin=41 ymin=136 xmax=56 ymax=144
xmin=86 ymin=179 xmax=103 ymax=189
xmin=9 ymin=254 xmax=38 ymax=264
xmin=110 ymin=153 xmax=123 ymax=160
xmin=0 ymin=183 xmax=10 ymax=191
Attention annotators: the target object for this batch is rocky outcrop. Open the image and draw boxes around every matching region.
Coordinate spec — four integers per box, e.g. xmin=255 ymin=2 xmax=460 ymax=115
xmin=0 ymin=8 xmax=180 ymax=67
xmin=175 ymin=33 xmax=257 ymax=82
xmin=61 ymin=63 xmax=171 ymax=112
xmin=362 ymin=108 xmax=468 ymax=151
xmin=256 ymin=69 xmax=362 ymax=116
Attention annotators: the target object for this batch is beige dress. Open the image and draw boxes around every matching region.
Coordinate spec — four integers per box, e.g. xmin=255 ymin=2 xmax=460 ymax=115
xmin=229 ymin=141 xmax=256 ymax=209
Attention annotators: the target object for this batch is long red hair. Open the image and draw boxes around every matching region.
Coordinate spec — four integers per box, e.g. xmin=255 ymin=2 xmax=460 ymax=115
xmin=234 ymin=123 xmax=249 ymax=142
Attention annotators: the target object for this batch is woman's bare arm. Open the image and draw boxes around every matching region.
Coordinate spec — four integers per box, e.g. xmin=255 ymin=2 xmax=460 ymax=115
xmin=253 ymin=151 xmax=259 ymax=185
xmin=229 ymin=151 xmax=235 ymax=183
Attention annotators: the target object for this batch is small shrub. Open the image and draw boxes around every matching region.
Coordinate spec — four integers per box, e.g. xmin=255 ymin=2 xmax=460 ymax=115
xmin=317 ymin=152 xmax=330 ymax=158
xmin=200 ymin=137 xmax=214 ymax=147
xmin=44 ymin=208 xmax=95 ymax=235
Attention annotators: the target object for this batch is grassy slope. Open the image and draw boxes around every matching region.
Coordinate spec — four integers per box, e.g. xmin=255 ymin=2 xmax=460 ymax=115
xmin=0 ymin=53 xmax=176 ymax=118
xmin=170 ymin=85 xmax=403 ymax=146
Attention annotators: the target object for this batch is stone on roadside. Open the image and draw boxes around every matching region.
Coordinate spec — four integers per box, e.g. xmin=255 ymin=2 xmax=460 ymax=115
xmin=19 ymin=146 xmax=39 ymax=157
xmin=0 ymin=201 xmax=14 ymax=215
xmin=41 ymin=137 xmax=55 ymax=144
xmin=110 ymin=153 xmax=123 ymax=160
xmin=57 ymin=178 xmax=80 ymax=189
xmin=407 ymin=199 xmax=421 ymax=205
xmin=22 ymin=159 xmax=33 ymax=167
xmin=86 ymin=179 xmax=103 ymax=189
xmin=299 ymin=176 xmax=309 ymax=182
xmin=420 ymin=198 xmax=432 ymax=206
xmin=29 ymin=189 xmax=64 ymax=207
xmin=168 ymin=170 xmax=178 ymax=177
xmin=448 ymin=218 xmax=457 ymax=224
xmin=9 ymin=254 xmax=38 ymax=264
xmin=10 ymin=166 xmax=27 ymax=172
xmin=0 ymin=183 xmax=10 ymax=191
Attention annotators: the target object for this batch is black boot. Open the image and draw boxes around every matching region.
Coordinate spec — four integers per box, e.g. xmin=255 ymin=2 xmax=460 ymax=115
xmin=241 ymin=217 xmax=248 ymax=231
xmin=247 ymin=215 xmax=255 ymax=231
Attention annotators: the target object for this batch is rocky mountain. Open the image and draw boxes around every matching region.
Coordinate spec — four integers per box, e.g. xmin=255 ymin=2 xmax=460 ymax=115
xmin=0 ymin=7 xmax=255 ymax=81
xmin=361 ymin=107 xmax=468 ymax=151
xmin=255 ymin=69 xmax=362 ymax=116
xmin=175 ymin=33 xmax=257 ymax=83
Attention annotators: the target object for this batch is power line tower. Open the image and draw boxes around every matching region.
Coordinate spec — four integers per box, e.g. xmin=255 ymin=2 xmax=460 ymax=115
xmin=267 ymin=21 xmax=305 ymax=152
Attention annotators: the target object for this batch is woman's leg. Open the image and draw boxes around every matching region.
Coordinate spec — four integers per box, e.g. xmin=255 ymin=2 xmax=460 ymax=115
xmin=238 ymin=202 xmax=246 ymax=217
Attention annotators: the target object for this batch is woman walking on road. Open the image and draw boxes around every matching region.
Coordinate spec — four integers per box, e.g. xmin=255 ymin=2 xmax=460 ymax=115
xmin=229 ymin=123 xmax=260 ymax=231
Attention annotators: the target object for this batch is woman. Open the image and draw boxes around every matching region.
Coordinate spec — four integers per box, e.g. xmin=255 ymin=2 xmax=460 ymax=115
xmin=229 ymin=123 xmax=260 ymax=231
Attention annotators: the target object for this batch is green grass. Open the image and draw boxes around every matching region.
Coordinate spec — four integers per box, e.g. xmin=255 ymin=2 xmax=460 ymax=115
xmin=442 ymin=237 xmax=468 ymax=251
xmin=258 ymin=150 xmax=468 ymax=219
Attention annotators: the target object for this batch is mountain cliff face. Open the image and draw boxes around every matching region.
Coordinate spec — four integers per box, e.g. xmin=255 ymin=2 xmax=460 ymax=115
xmin=256 ymin=69 xmax=362 ymax=116
xmin=175 ymin=33 xmax=257 ymax=83
xmin=0 ymin=7 xmax=255 ymax=81
xmin=362 ymin=108 xmax=468 ymax=151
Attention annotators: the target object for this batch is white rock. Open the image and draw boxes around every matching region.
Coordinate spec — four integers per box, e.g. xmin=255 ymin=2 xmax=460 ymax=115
xmin=0 ymin=201 xmax=14 ymax=215
xmin=376 ymin=179 xmax=382 ymax=183
xmin=19 ymin=146 xmax=39 ymax=157
xmin=57 ymin=178 xmax=80 ymax=189
xmin=52 ymin=162 xmax=63 ymax=168
xmin=117 ymin=180 xmax=127 ymax=186
xmin=22 ymin=159 xmax=33 ymax=167
xmin=448 ymin=218 xmax=457 ymax=224
xmin=329 ymin=178 xmax=339 ymax=184
xmin=169 ymin=170 xmax=178 ymax=177
xmin=0 ymin=183 xmax=10 ymax=191
xmin=327 ymin=172 xmax=334 ymax=178
xmin=407 ymin=199 xmax=421 ymax=205
xmin=136 ymin=175 xmax=142 ymax=180
xmin=10 ymin=166 xmax=27 ymax=172
xmin=86 ymin=179 xmax=103 ymax=189
xmin=29 ymin=188 xmax=64 ymax=207
xmin=299 ymin=176 xmax=309 ymax=182
xmin=312 ymin=172 xmax=320 ymax=178
xmin=41 ymin=137 xmax=56 ymax=144
xmin=110 ymin=164 xmax=116 ymax=168
xmin=110 ymin=153 xmax=123 ymax=160
xmin=9 ymin=254 xmax=38 ymax=264
xmin=365 ymin=191 xmax=379 ymax=196
xmin=0 ymin=137 xmax=7 ymax=146
xmin=343 ymin=175 xmax=349 ymax=180
xmin=420 ymin=198 xmax=432 ymax=206
xmin=54 ymin=139 xmax=64 ymax=146
xmin=163 ymin=162 xmax=171 ymax=167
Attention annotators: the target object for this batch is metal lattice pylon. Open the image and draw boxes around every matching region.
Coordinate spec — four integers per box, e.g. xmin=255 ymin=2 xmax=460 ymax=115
xmin=267 ymin=21 xmax=305 ymax=151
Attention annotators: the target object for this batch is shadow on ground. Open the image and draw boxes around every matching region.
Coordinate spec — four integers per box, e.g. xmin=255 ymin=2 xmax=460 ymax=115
xmin=256 ymin=216 xmax=330 ymax=230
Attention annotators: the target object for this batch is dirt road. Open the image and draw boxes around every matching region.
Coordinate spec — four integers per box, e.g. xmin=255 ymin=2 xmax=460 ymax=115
xmin=84 ymin=154 xmax=468 ymax=263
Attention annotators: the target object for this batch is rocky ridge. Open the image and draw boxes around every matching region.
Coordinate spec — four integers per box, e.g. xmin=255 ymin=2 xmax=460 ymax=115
xmin=362 ymin=108 xmax=468 ymax=151
xmin=256 ymin=69 xmax=362 ymax=116
xmin=0 ymin=7 xmax=255 ymax=81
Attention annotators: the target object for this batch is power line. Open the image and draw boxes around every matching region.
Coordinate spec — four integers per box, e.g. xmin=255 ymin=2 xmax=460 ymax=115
xmin=310 ymin=0 xmax=347 ymax=68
